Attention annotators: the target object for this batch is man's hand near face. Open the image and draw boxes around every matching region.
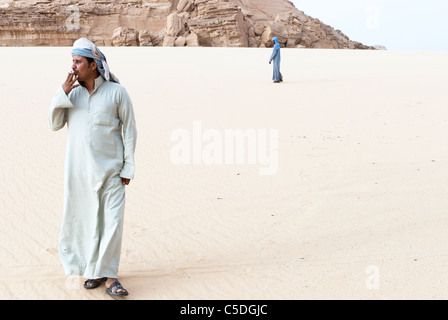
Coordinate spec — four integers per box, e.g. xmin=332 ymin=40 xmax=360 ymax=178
xmin=63 ymin=70 xmax=79 ymax=95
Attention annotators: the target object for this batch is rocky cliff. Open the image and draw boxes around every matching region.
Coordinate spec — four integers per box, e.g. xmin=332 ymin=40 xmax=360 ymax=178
xmin=0 ymin=0 xmax=372 ymax=49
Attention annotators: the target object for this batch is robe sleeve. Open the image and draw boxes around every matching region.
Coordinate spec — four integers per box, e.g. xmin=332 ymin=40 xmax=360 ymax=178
xmin=269 ymin=47 xmax=279 ymax=62
xmin=117 ymin=87 xmax=137 ymax=180
xmin=49 ymin=86 xmax=74 ymax=131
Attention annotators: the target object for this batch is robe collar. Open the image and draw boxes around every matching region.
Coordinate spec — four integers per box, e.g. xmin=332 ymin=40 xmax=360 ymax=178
xmin=93 ymin=75 xmax=105 ymax=92
xmin=82 ymin=75 xmax=105 ymax=95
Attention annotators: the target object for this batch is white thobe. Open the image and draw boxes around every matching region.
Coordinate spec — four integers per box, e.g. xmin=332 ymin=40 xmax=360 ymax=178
xmin=49 ymin=76 xmax=137 ymax=279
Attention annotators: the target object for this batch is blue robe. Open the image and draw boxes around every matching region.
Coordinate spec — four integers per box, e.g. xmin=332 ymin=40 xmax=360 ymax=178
xmin=269 ymin=44 xmax=283 ymax=82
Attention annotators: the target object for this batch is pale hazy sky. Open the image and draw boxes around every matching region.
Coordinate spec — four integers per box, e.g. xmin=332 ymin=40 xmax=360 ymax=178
xmin=290 ymin=0 xmax=448 ymax=51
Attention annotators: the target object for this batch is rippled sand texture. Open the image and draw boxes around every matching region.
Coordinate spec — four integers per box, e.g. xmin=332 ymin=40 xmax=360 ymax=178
xmin=1 ymin=47 xmax=447 ymax=299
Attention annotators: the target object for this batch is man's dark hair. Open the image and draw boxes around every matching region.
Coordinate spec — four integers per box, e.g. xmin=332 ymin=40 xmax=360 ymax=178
xmin=86 ymin=57 xmax=95 ymax=66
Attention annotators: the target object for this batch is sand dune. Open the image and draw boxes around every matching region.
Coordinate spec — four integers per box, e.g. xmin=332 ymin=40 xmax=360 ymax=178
xmin=1 ymin=47 xmax=448 ymax=299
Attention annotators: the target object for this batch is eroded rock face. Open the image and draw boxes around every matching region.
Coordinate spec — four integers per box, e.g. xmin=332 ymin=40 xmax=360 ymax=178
xmin=186 ymin=0 xmax=250 ymax=47
xmin=0 ymin=0 xmax=170 ymax=46
xmin=0 ymin=0 xmax=373 ymax=49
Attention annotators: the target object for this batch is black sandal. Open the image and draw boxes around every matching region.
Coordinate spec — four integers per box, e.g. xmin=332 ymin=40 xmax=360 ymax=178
xmin=83 ymin=277 xmax=107 ymax=289
xmin=106 ymin=281 xmax=129 ymax=296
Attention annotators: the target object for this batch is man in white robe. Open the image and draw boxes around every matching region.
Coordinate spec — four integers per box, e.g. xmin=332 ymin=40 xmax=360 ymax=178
xmin=49 ymin=38 xmax=137 ymax=296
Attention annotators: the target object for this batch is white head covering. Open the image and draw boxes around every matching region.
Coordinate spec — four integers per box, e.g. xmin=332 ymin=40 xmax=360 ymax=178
xmin=71 ymin=38 xmax=119 ymax=83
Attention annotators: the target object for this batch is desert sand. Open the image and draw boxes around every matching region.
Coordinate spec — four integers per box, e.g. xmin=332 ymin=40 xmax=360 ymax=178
xmin=0 ymin=47 xmax=447 ymax=300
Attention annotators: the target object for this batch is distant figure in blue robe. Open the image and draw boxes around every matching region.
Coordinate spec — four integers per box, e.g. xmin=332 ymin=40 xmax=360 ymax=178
xmin=269 ymin=37 xmax=283 ymax=83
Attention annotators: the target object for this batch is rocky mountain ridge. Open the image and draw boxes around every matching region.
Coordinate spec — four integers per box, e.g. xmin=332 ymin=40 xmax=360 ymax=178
xmin=0 ymin=0 xmax=373 ymax=49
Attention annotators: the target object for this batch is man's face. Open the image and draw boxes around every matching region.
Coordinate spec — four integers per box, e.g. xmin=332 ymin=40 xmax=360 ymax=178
xmin=71 ymin=55 xmax=96 ymax=82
